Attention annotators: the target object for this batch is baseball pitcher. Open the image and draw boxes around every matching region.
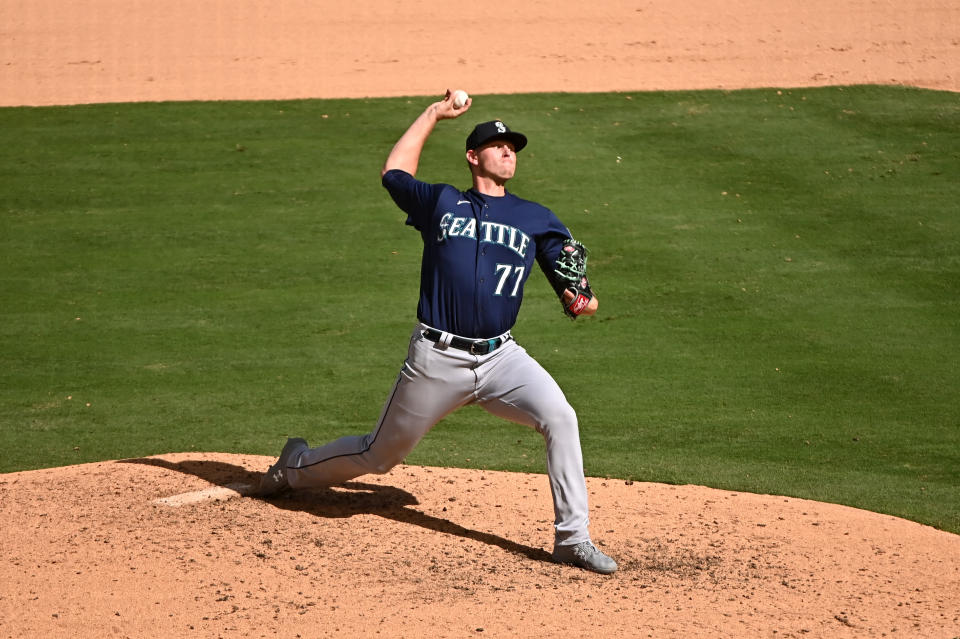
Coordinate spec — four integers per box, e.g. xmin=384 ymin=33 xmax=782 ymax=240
xmin=258 ymin=89 xmax=617 ymax=574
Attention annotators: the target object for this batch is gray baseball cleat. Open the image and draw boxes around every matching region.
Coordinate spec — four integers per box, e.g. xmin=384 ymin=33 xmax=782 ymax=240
xmin=552 ymin=540 xmax=618 ymax=574
xmin=256 ymin=437 xmax=307 ymax=497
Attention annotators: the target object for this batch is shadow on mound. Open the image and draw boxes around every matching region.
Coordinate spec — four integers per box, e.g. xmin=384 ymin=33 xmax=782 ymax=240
xmin=119 ymin=456 xmax=260 ymax=487
xmin=120 ymin=456 xmax=553 ymax=565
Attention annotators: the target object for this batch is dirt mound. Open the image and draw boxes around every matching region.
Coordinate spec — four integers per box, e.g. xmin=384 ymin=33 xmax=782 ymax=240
xmin=1 ymin=453 xmax=958 ymax=637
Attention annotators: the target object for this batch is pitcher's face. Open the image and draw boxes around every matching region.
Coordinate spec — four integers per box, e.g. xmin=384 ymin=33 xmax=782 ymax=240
xmin=469 ymin=140 xmax=517 ymax=182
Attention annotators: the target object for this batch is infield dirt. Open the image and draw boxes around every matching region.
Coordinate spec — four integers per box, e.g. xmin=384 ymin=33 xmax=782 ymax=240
xmin=2 ymin=1 xmax=959 ymax=637
xmin=1 ymin=0 xmax=958 ymax=106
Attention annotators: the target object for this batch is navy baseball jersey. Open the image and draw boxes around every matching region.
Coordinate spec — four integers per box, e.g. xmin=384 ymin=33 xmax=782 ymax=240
xmin=382 ymin=168 xmax=571 ymax=338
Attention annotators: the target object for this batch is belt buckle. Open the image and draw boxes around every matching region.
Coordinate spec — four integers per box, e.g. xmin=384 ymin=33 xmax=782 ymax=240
xmin=470 ymin=339 xmax=497 ymax=355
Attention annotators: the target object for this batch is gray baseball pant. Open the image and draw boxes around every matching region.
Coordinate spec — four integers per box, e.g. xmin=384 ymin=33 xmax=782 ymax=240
xmin=285 ymin=322 xmax=592 ymax=545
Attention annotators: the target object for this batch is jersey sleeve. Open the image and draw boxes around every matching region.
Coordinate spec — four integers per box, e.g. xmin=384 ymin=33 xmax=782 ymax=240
xmin=381 ymin=169 xmax=444 ymax=231
xmin=535 ymin=209 xmax=575 ymax=298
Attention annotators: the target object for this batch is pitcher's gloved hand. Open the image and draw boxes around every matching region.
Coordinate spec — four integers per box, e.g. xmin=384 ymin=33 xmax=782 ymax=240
xmin=553 ymin=239 xmax=594 ymax=319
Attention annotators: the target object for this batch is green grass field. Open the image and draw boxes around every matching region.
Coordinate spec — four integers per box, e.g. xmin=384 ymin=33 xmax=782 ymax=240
xmin=2 ymin=86 xmax=958 ymax=533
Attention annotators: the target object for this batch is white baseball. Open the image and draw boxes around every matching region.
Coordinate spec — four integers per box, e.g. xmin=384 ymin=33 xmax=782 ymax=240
xmin=452 ymin=90 xmax=469 ymax=109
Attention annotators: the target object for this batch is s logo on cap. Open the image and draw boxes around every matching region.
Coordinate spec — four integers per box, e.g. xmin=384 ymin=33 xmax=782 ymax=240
xmin=465 ymin=121 xmax=528 ymax=153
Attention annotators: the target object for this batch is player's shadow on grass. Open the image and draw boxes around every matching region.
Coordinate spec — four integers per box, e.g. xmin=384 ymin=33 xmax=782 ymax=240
xmin=121 ymin=456 xmax=553 ymax=565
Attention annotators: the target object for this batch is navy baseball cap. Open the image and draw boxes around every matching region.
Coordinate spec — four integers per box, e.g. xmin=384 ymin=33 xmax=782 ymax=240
xmin=465 ymin=120 xmax=528 ymax=153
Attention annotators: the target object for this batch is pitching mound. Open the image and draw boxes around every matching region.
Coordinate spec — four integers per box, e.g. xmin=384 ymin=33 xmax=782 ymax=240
xmin=1 ymin=453 xmax=957 ymax=637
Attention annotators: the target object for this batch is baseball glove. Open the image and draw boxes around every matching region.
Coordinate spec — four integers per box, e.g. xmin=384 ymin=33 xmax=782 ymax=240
xmin=553 ymin=238 xmax=594 ymax=319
